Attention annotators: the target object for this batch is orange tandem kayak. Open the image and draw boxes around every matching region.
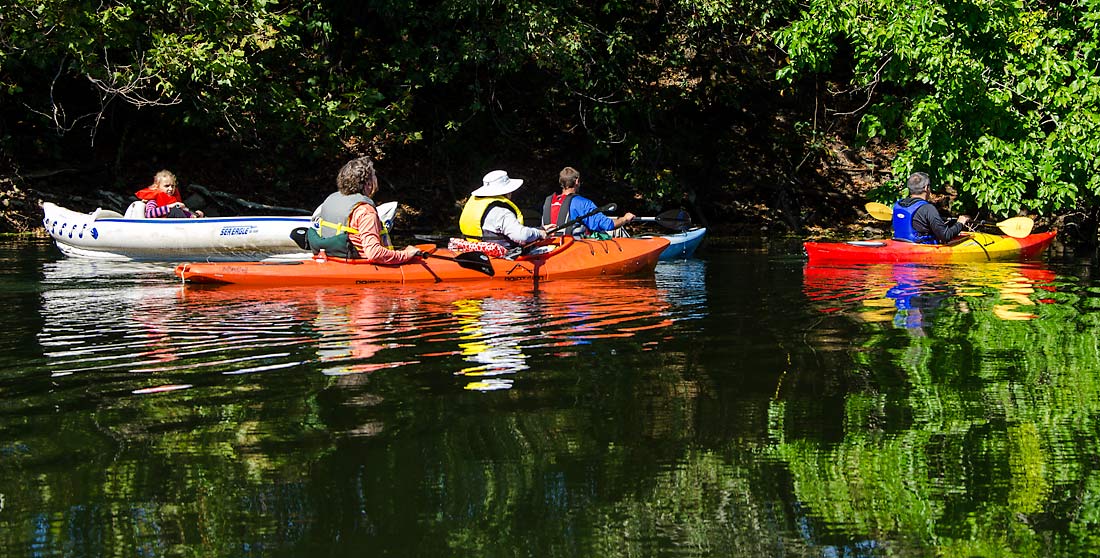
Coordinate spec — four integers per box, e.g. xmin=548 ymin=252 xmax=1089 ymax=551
xmin=175 ymin=236 xmax=670 ymax=286
xmin=804 ymin=231 xmax=1057 ymax=264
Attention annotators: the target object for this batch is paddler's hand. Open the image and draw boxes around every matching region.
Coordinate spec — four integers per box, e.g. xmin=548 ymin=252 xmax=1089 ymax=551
xmin=401 ymin=245 xmax=421 ymax=258
xmin=612 ymin=212 xmax=636 ymax=228
xmin=957 ymin=215 xmax=971 ymax=226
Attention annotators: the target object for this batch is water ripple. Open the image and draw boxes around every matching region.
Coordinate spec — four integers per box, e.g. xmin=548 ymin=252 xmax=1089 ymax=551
xmin=33 ymin=258 xmax=708 ymax=392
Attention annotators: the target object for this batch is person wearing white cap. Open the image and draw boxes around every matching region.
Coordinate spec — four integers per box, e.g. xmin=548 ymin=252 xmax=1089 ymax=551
xmin=455 ymin=170 xmax=548 ymax=257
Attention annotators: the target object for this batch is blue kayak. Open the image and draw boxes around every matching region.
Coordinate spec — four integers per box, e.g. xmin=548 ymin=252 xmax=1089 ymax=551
xmin=657 ymin=227 xmax=706 ymax=260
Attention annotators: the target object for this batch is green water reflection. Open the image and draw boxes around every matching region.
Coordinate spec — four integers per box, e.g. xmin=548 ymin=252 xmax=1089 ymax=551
xmin=1 ymin=237 xmax=1099 ymax=557
xmin=794 ymin=261 xmax=1100 ymax=557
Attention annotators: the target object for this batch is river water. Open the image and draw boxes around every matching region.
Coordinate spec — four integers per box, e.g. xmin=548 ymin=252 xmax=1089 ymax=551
xmin=1 ymin=236 xmax=1099 ymax=557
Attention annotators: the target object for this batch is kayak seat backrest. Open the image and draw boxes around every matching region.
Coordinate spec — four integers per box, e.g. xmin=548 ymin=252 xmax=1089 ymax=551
xmin=90 ymin=208 xmax=125 ymax=220
xmin=124 ymin=200 xmax=146 ymax=219
xmin=303 ymin=227 xmax=360 ymax=258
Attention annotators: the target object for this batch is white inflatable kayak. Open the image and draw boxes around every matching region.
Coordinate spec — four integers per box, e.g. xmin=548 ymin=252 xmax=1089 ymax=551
xmin=42 ymin=201 xmax=397 ymax=262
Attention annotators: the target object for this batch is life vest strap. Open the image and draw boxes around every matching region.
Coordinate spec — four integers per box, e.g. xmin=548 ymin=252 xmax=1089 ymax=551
xmin=316 ymin=219 xmax=359 ymax=235
xmin=316 ymin=208 xmax=391 ymax=246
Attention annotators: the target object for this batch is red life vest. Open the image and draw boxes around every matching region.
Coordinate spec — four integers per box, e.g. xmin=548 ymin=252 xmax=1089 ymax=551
xmin=543 ymin=193 xmax=575 ymax=227
xmin=550 ymin=193 xmax=566 ymax=224
xmin=134 ymin=186 xmax=182 ymax=207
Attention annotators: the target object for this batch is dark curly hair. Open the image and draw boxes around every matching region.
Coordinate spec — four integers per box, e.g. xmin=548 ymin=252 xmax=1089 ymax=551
xmin=337 ymin=157 xmax=376 ymax=195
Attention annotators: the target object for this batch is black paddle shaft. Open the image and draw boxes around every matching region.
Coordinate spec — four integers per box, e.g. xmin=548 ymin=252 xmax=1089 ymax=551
xmin=633 ymin=208 xmax=692 ymax=231
xmin=552 ymin=203 xmax=617 ymax=235
xmin=504 ymin=202 xmax=618 ymax=260
xmin=418 ymin=250 xmax=495 ymax=276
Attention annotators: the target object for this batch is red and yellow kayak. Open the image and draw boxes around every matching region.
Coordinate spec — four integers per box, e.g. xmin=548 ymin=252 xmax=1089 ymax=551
xmin=804 ymin=231 xmax=1057 ymax=264
xmin=175 ymin=236 xmax=669 ymax=286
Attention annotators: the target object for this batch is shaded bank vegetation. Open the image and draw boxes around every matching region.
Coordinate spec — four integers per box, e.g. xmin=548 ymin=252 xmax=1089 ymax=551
xmin=2 ymin=1 xmax=1099 ymax=245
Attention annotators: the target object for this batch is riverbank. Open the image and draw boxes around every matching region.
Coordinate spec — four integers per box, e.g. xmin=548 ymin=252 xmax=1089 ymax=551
xmin=0 ymin=134 xmax=901 ymax=242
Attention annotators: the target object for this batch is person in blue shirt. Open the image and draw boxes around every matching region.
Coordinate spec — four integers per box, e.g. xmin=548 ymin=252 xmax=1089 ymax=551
xmin=542 ymin=166 xmax=634 ymax=235
xmin=892 ymin=172 xmax=971 ymax=243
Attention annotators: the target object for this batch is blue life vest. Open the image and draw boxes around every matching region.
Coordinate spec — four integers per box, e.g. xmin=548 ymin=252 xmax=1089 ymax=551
xmin=892 ymin=200 xmax=937 ymax=244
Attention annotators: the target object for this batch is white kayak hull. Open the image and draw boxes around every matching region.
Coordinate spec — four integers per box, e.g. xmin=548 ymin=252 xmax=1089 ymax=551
xmin=42 ymin=201 xmax=312 ymax=262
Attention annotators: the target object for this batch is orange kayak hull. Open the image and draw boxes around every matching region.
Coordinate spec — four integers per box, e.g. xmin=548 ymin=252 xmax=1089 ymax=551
xmin=175 ymin=236 xmax=670 ymax=286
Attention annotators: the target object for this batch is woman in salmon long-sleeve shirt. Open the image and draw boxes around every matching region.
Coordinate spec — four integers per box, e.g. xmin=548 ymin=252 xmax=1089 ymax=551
xmin=312 ymin=157 xmax=420 ymax=263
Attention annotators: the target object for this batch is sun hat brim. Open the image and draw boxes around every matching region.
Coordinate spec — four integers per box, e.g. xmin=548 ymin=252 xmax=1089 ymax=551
xmin=471 ymin=176 xmax=523 ymax=197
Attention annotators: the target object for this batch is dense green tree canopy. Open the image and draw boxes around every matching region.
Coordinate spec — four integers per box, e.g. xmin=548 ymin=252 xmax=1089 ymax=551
xmin=777 ymin=0 xmax=1100 ymax=217
xmin=0 ymin=0 xmax=414 ymax=153
xmin=2 ymin=0 xmax=1100 ymax=237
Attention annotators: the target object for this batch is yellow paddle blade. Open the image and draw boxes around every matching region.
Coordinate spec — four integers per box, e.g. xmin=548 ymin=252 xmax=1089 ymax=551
xmin=997 ymin=216 xmax=1034 ymax=238
xmin=864 ymin=202 xmax=893 ymax=221
xmin=993 ymin=305 xmax=1038 ymax=321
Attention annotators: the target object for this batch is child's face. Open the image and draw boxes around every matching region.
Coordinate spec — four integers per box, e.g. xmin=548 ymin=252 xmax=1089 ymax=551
xmin=159 ymin=181 xmax=177 ymax=195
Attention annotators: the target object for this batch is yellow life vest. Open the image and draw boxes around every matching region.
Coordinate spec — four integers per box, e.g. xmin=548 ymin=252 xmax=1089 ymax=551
xmin=458 ymin=196 xmax=523 ymax=242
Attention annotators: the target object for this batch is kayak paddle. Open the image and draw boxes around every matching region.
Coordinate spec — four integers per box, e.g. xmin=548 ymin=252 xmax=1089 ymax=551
xmin=417 ymin=249 xmax=495 ymax=276
xmin=864 ymin=201 xmax=1034 ymax=238
xmin=957 ymin=217 xmax=1035 ymax=239
xmin=290 ymin=227 xmax=310 ymax=250
xmin=286 ymin=231 xmax=496 ymax=275
xmin=632 ymin=208 xmax=692 ymax=231
xmin=413 ymin=233 xmax=452 ymax=244
xmin=506 ymin=202 xmax=617 ymax=259
xmin=990 ymin=216 xmax=1034 ymax=238
xmin=864 ymin=202 xmax=894 ymax=221
xmin=551 ymin=202 xmax=617 ymax=234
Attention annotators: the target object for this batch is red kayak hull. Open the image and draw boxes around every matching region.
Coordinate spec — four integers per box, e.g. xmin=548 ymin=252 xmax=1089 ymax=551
xmin=804 ymin=231 xmax=1056 ymax=264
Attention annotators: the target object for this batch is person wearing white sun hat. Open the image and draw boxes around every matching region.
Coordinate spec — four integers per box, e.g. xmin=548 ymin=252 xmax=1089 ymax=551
xmin=455 ymin=170 xmax=549 ymax=257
